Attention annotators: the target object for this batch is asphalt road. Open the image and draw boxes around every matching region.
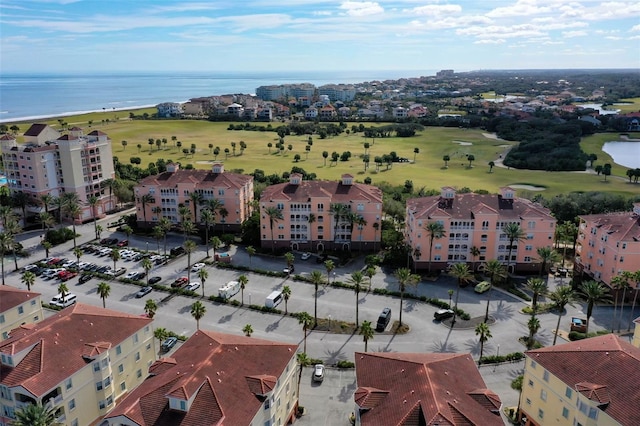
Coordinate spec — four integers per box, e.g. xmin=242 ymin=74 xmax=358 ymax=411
xmin=7 ymin=213 xmax=636 ymax=425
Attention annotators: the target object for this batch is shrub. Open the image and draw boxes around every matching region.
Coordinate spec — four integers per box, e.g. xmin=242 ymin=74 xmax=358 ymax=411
xmin=336 ymin=360 xmax=355 ymax=369
xmin=45 ymin=228 xmax=76 ymax=245
xmin=478 ymin=352 xmax=525 ymax=365
xmin=568 ymin=330 xmax=609 ymax=341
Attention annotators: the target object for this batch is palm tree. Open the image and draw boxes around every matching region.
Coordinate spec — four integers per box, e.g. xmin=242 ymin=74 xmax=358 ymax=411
xmin=503 ymin=222 xmax=525 ymax=272
xmin=140 ymin=194 xmax=154 ymax=226
xmin=141 ymin=258 xmax=153 ymax=286
xmin=364 ymin=266 xmax=376 ymax=289
xmin=612 ymin=273 xmax=631 ymax=333
xmin=307 ymin=213 xmax=316 ymax=251
xmin=38 ymin=211 xmax=55 ymax=238
xmin=469 ymin=246 xmax=481 ymax=272
xmin=448 ymin=289 xmax=454 ymax=308
xmin=309 ymin=270 xmax=324 ymax=326
xmin=65 ymin=201 xmax=81 ymax=249
xmin=153 ymin=327 xmax=168 ymax=353
xmin=324 ymin=259 xmax=335 ymax=284
xmin=200 ymin=209 xmax=214 ymax=257
xmin=181 ymin=220 xmax=196 ymax=243
xmin=284 ymin=251 xmax=295 ymax=275
xmin=58 ymin=282 xmax=69 ymax=301
xmin=87 ymin=195 xmax=99 ymax=239
xmin=110 ymin=248 xmax=121 ymax=272
xmin=475 ymin=322 xmax=492 ymax=364
xmin=549 ymin=285 xmax=578 ymax=345
xmin=424 ymin=221 xmax=445 ymax=273
xmin=297 ymin=311 xmax=313 ymax=353
xmin=527 ymin=315 xmax=541 ymax=349
xmin=348 ymin=271 xmax=366 ymax=327
xmin=246 ymin=246 xmax=256 ymax=266
xmin=159 ymin=217 xmax=171 ymax=256
xmin=243 ymin=324 xmax=254 ymax=337
xmin=144 ymin=299 xmax=158 ymax=319
xmin=42 ymin=240 xmax=52 ymax=259
xmin=183 ymin=239 xmax=197 ymax=282
xmin=282 ymin=285 xmax=292 ymax=314
xmin=482 ymin=259 xmax=506 ymax=322
xmin=40 ymin=193 xmax=54 ymax=214
xmin=198 ymin=268 xmax=208 ymax=298
xmin=394 ymin=267 xmax=420 ymax=327
xmin=189 ymin=192 xmax=203 ymax=222
xmin=152 ymin=225 xmax=164 ymax=253
xmin=536 ymin=246 xmax=560 ymax=277
xmin=96 ymin=224 xmax=103 ymax=240
xmin=449 ymin=263 xmax=473 ymax=325
xmin=579 ymin=280 xmax=612 ymax=334
xmin=190 ymin=301 xmax=206 ymax=330
xmin=329 ymin=203 xmax=349 ymax=247
xmin=525 ymin=278 xmax=548 ymax=314
xmin=264 ymin=206 xmax=283 ymax=253
xmin=12 ymin=402 xmax=60 ymax=426
xmin=360 ymin=320 xmax=374 ymax=352
xmin=4 ymin=219 xmax=21 ymax=272
xmin=21 ymin=271 xmax=36 ymax=291
xmin=238 ymin=274 xmax=248 ymax=305
xmin=97 ymin=282 xmax=111 ymax=308
xmin=296 ymin=352 xmax=310 ymax=401
xmin=0 ymin=232 xmax=12 ymax=285
xmin=210 ymin=236 xmax=222 ymax=260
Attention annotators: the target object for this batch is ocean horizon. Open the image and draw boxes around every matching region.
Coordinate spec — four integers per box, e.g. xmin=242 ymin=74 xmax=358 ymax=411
xmin=0 ymin=70 xmax=436 ymax=123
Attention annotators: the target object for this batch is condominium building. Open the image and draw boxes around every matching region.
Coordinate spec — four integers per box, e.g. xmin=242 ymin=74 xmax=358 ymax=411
xmin=318 ymin=84 xmax=357 ymax=102
xmin=354 ymin=352 xmax=502 ymax=425
xmin=574 ymin=203 xmax=640 ymax=289
xmin=103 ymin=330 xmax=299 ymax=426
xmin=0 ymin=304 xmax=154 ymax=426
xmin=259 ymin=174 xmax=383 ymax=252
xmin=406 ymin=187 xmax=557 ymax=273
xmin=133 ymin=162 xmax=254 ymax=231
xmin=518 ymin=334 xmax=640 ymax=426
xmin=0 ymin=285 xmax=44 ymax=341
xmin=0 ymin=124 xmax=116 ymax=223
xmin=256 ymin=83 xmax=316 ymax=101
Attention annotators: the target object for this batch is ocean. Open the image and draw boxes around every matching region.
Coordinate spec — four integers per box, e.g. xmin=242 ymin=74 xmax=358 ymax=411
xmin=0 ymin=70 xmax=433 ymax=123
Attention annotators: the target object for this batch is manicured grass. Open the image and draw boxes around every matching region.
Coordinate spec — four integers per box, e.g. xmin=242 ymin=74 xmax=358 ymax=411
xmin=613 ymin=98 xmax=640 ymax=114
xmin=7 ymin=111 xmax=640 ymax=198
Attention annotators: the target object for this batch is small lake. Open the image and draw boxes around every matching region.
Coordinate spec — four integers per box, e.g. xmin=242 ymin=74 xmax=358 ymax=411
xmin=602 ymin=141 xmax=640 ymax=169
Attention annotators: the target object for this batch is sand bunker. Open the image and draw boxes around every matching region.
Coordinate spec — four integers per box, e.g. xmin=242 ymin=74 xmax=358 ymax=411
xmin=509 ymin=184 xmax=546 ymax=191
xmin=452 ymin=141 xmax=473 ymax=146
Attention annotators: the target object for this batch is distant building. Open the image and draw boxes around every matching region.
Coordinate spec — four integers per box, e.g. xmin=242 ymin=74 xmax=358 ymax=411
xmin=0 ymin=124 xmax=116 ymax=223
xmin=259 ymin=174 xmax=382 ymax=252
xmin=156 ymin=102 xmax=183 ymax=118
xmin=0 ymin=285 xmax=44 ymax=340
xmin=354 ymin=351 xmax=502 ymax=425
xmin=103 ymin=330 xmax=299 ymax=426
xmin=256 ymin=83 xmax=316 ymax=101
xmin=318 ymin=84 xmax=357 ymax=102
xmin=133 ymin=162 xmax=254 ymax=231
xmin=519 ymin=334 xmax=640 ymax=426
xmin=0 ymin=304 xmax=154 ymax=426
xmin=436 ymin=69 xmax=455 ymax=78
xmin=406 ymin=187 xmax=556 ymax=273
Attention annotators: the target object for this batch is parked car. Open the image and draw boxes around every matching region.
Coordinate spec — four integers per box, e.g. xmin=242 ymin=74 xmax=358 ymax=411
xmin=124 ymin=271 xmax=139 ymax=280
xmin=58 ymin=270 xmax=78 ymax=281
xmin=22 ymin=264 xmax=39 ymax=273
xmin=570 ymin=317 xmax=587 ymax=333
xmin=148 ymin=276 xmax=162 ymax=285
xmin=78 ymin=274 xmax=93 ymax=284
xmin=376 ymin=307 xmax=392 ymax=331
xmin=316 ymin=254 xmax=329 ymax=264
xmin=313 ymin=364 xmax=325 ymax=382
xmin=62 ymin=260 xmax=77 ymax=269
xmin=161 ymin=336 xmax=178 ymax=352
xmin=170 ymin=246 xmax=185 ymax=256
xmin=283 ymin=265 xmax=295 ymax=274
xmin=186 ymin=282 xmax=201 ymax=292
xmin=112 ymin=267 xmax=127 ymax=277
xmin=474 ymin=281 xmax=491 ymax=294
xmin=117 ymin=239 xmax=129 ymax=247
xmin=191 ymin=263 xmax=205 ymax=272
xmin=301 ymin=252 xmax=311 ymax=260
xmin=434 ymin=309 xmax=455 ymax=321
xmin=172 ymin=277 xmax=188 ymax=288
xmin=135 ymin=286 xmax=153 ymax=298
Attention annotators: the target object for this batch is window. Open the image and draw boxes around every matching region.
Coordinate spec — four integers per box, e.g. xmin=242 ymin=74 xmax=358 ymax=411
xmin=538 ymin=409 xmax=544 ymax=419
xmin=565 ymin=387 xmax=573 ymax=398
xmin=65 ymin=378 xmax=73 ymax=390
xmin=135 ymin=352 xmax=140 ymax=362
xmin=71 ymin=419 xmax=79 ymax=426
xmin=99 ymin=400 xmax=106 ymax=410
xmin=526 ymin=398 xmax=531 ymax=405
xmin=528 ymin=379 xmax=534 ymax=387
xmin=17 ymin=306 xmax=24 ymax=314
xmin=543 ymin=370 xmax=549 ymax=382
xmin=562 ymin=407 xmax=569 ymax=418
xmin=120 ymin=382 xmax=126 ymax=391
xmin=530 ymin=360 xmax=537 ymax=368
xmin=69 ymin=398 xmax=76 ymax=411
xmin=118 ymin=364 xmax=124 ymax=374
xmin=93 ymin=362 xmax=100 ymax=372
xmin=588 ymin=407 xmax=598 ymax=419
xmin=133 ymin=333 xmax=139 ymax=344
xmin=0 ymin=314 xmax=4 ymax=323
xmin=541 ymin=390 xmax=547 ymax=401
xmin=265 ymin=399 xmax=271 ymax=410
xmin=96 ymin=381 xmax=103 ymax=391
xmin=179 ymin=400 xmax=186 ymax=410
xmin=116 ymin=345 xmax=122 ymax=355
xmin=137 ymin=369 xmax=142 ymax=378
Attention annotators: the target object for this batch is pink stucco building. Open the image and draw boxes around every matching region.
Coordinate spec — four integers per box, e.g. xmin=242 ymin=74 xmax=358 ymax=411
xmin=259 ymin=174 xmax=382 ymax=252
xmin=575 ymin=203 xmax=640 ymax=294
xmin=406 ymin=187 xmax=557 ymax=273
xmin=133 ymin=162 xmax=254 ymax=231
xmin=0 ymin=124 xmax=115 ymax=223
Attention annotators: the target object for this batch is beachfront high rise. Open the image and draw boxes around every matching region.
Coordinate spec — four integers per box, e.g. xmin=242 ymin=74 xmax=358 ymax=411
xmin=0 ymin=124 xmax=116 ymax=223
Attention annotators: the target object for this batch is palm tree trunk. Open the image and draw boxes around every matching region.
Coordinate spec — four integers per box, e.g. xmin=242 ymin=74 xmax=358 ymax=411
xmin=314 ymin=285 xmax=318 ymax=328
xmin=452 ymin=285 xmax=461 ymax=324
xmin=355 ymin=290 xmax=359 ymax=327
xmin=399 ymin=290 xmax=404 ymax=326
xmin=628 ymin=287 xmax=639 ymax=331
xmin=618 ymin=288 xmax=627 ymax=332
xmin=479 ymin=340 xmax=484 ymax=364
xmin=612 ymin=292 xmax=618 ymax=333
xmin=484 ymin=287 xmax=492 ymax=323
xmin=553 ymin=310 xmax=563 ymax=345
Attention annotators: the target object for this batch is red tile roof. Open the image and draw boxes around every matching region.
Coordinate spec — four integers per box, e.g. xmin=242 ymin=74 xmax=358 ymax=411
xmin=138 ymin=168 xmax=252 ymax=190
xmin=354 ymin=352 xmax=502 ymax=426
xmin=0 ymin=304 xmax=152 ymax=397
xmin=526 ymin=334 xmax=640 ymax=425
xmin=0 ymin=285 xmax=41 ymax=313
xmin=105 ymin=330 xmax=297 ymax=426
xmin=407 ymin=192 xmax=554 ymax=221
xmin=260 ymin=179 xmax=382 ymax=204
xmin=580 ymin=212 xmax=640 ymax=242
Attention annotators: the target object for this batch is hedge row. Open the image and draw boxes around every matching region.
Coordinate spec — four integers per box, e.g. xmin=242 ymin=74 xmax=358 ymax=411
xmin=478 ymin=352 xmax=525 ymax=365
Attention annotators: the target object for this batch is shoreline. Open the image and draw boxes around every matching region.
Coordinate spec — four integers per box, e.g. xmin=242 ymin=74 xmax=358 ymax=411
xmin=0 ymin=103 xmax=168 ymax=125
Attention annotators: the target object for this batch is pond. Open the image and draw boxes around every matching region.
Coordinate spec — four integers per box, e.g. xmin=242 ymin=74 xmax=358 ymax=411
xmin=602 ymin=141 xmax=640 ymax=169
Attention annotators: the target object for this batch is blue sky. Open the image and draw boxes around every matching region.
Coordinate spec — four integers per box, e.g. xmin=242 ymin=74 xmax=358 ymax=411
xmin=1 ymin=0 xmax=639 ymax=73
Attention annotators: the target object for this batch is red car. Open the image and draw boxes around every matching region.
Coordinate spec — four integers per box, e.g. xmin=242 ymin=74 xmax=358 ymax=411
xmin=58 ymin=270 xmax=78 ymax=281
xmin=117 ymin=240 xmax=129 ymax=247
xmin=172 ymin=277 xmax=188 ymax=288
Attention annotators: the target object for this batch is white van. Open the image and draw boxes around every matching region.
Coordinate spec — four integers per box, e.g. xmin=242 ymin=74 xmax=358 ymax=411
xmin=50 ymin=293 xmax=77 ymax=308
xmin=265 ymin=290 xmax=283 ymax=309
xmin=218 ymin=281 xmax=241 ymax=300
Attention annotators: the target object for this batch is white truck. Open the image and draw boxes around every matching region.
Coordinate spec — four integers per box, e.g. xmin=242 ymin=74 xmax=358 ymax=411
xmin=218 ymin=280 xmax=241 ymax=300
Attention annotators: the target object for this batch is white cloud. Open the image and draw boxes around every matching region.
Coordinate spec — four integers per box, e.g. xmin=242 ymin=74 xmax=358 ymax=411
xmin=339 ymin=1 xmax=384 ymax=17
xmin=474 ymin=38 xmax=505 ymax=44
xmin=408 ymin=15 xmax=492 ymax=31
xmin=631 ymin=24 xmax=640 ymax=32
xmin=411 ymin=4 xmax=462 ymax=16
xmin=562 ymin=30 xmax=587 ymax=37
xmin=486 ymin=0 xmax=552 ymax=18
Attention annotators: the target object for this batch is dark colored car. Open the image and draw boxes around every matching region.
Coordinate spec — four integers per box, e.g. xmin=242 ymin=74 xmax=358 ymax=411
xmin=172 ymin=277 xmax=188 ymax=288
xmin=316 ymin=254 xmax=329 ymax=264
xmin=161 ymin=336 xmax=178 ymax=352
xmin=148 ymin=276 xmax=162 ymax=285
xmin=283 ymin=265 xmax=295 ymax=274
xmin=434 ymin=309 xmax=455 ymax=321
xmin=133 ymin=271 xmax=146 ymax=280
xmin=170 ymin=246 xmax=185 ymax=256
xmin=376 ymin=307 xmax=392 ymax=331
xmin=78 ymin=274 xmax=93 ymax=284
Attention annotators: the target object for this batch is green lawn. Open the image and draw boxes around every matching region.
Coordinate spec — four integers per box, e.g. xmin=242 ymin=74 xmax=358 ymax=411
xmin=7 ymin=111 xmax=640 ymax=198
